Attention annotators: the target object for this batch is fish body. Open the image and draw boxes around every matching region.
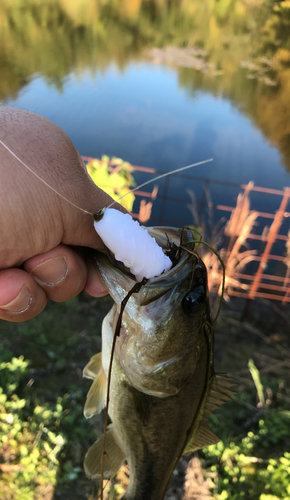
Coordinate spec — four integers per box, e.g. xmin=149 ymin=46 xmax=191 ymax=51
xmin=83 ymin=227 xmax=233 ymax=500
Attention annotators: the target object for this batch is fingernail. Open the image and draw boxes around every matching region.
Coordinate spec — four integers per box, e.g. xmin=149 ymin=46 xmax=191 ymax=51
xmin=30 ymin=257 xmax=68 ymax=286
xmin=0 ymin=285 xmax=32 ymax=313
xmin=85 ymin=260 xmax=108 ymax=297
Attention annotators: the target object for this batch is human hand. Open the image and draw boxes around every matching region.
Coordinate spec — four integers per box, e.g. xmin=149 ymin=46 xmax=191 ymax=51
xmin=0 ymin=107 xmax=123 ymax=322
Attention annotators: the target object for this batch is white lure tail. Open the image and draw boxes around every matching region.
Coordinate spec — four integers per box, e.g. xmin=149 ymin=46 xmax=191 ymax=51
xmin=94 ymin=208 xmax=172 ymax=281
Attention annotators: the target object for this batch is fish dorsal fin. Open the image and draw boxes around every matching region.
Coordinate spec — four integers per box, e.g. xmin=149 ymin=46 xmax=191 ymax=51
xmin=84 ymin=367 xmax=107 ymax=419
xmin=204 ymin=373 xmax=235 ymax=416
xmin=184 ymin=421 xmax=220 ymax=454
xmin=83 ymin=352 xmax=103 ymax=380
xmin=84 ymin=424 xmax=125 ymax=480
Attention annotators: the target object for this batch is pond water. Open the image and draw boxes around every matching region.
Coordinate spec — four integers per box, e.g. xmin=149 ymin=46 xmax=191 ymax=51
xmin=1 ymin=0 xmax=290 ymax=232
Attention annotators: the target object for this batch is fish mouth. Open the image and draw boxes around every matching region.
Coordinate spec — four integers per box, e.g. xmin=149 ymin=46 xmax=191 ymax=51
xmin=95 ymin=226 xmax=199 ymax=306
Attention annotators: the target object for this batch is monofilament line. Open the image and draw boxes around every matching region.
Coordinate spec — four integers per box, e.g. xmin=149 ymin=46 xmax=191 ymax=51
xmin=1 ymin=137 xmax=213 ymax=214
xmin=0 ymin=139 xmax=92 ymax=215
xmin=108 ymin=158 xmax=213 ymax=208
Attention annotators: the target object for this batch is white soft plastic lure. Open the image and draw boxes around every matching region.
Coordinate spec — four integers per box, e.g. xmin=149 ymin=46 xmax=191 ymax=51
xmin=0 ymin=138 xmax=212 ymax=281
xmin=94 ymin=208 xmax=172 ymax=281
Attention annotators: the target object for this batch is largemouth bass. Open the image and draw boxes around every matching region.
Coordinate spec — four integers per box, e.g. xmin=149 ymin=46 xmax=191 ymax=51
xmin=83 ymin=227 xmax=233 ymax=500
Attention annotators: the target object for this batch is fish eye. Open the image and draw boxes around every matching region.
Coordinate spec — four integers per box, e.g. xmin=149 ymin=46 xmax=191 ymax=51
xmin=182 ymin=285 xmax=206 ymax=315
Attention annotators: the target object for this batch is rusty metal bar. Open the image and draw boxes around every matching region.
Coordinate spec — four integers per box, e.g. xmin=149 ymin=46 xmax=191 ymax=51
xmin=81 ymin=156 xmax=156 ymax=173
xmin=133 ymin=190 xmax=155 ymax=198
xmin=213 ymin=281 xmax=288 ymax=292
xmin=210 ymin=288 xmax=290 ymax=302
xmin=283 ymin=286 xmax=290 ymax=304
xmin=248 ymin=188 xmax=290 ymax=299
xmin=216 ymin=205 xmax=277 ymax=220
xmin=210 ymin=277 xmax=289 ymax=289
xmin=246 ymin=233 xmax=288 ymax=242
xmin=234 ymin=272 xmax=290 ymax=283
xmin=249 ymin=282 xmax=289 ymax=292
xmin=250 ymin=254 xmax=289 ymax=262
xmin=240 ymin=185 xmax=285 ymax=196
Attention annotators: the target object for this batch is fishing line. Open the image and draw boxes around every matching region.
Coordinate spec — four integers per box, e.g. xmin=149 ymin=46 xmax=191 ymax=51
xmin=0 ymin=139 xmax=213 ymax=224
xmin=0 ymin=137 xmax=213 ymax=217
xmin=0 ymin=139 xmax=92 ymax=215
xmin=108 ymin=159 xmax=213 ymax=208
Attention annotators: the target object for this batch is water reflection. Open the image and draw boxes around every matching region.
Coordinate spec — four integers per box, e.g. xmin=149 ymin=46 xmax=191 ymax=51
xmin=1 ymin=0 xmax=290 ymax=174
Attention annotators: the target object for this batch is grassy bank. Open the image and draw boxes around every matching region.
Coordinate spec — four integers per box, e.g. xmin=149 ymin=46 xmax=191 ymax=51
xmin=0 ymin=293 xmax=289 ymax=499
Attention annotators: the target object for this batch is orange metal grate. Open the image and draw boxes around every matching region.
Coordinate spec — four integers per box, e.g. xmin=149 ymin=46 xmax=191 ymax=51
xmin=82 ymin=156 xmax=290 ymax=304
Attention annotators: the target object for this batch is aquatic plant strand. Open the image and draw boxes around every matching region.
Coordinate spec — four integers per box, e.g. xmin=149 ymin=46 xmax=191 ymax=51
xmin=181 ymin=227 xmax=226 ymax=327
xmin=100 ymin=278 xmax=147 ymax=500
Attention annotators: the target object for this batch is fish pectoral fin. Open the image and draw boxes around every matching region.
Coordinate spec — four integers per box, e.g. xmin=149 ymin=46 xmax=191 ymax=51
xmin=183 ymin=421 xmax=220 ymax=455
xmin=84 ymin=368 xmax=107 ymax=419
xmin=84 ymin=425 xmax=125 ymax=480
xmin=83 ymin=352 xmax=103 ymax=380
xmin=204 ymin=373 xmax=236 ymax=416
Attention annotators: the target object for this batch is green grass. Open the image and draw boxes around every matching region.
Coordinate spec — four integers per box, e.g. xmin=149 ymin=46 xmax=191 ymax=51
xmin=0 ymin=294 xmax=112 ymax=500
xmin=0 ymin=295 xmax=289 ymax=499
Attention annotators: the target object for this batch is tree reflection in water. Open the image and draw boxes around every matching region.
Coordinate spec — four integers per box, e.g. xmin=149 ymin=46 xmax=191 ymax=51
xmin=0 ymin=0 xmax=290 ymax=169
